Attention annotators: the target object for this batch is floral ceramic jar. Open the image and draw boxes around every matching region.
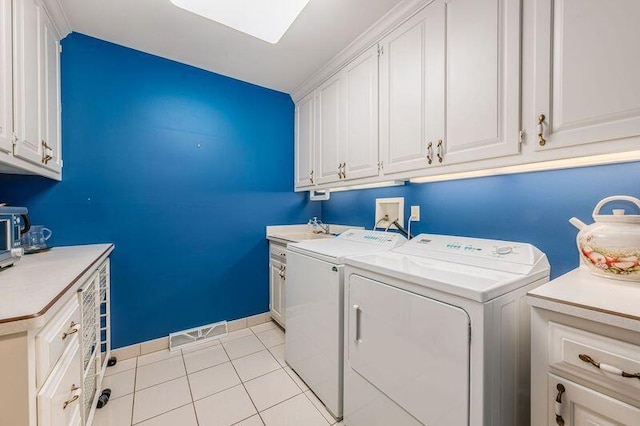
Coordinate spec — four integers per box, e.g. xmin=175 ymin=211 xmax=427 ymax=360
xmin=570 ymin=196 xmax=640 ymax=281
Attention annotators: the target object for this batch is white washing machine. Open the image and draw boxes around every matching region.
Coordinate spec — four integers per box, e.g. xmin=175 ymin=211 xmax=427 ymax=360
xmin=285 ymin=229 xmax=407 ymax=419
xmin=343 ymin=234 xmax=550 ymax=426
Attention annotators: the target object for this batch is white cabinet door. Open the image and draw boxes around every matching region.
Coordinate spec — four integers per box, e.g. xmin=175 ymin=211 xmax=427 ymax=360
xmin=37 ymin=341 xmax=82 ymax=426
xmin=434 ymin=0 xmax=521 ymax=165
xmin=533 ymin=0 xmax=640 ymax=151
xmin=13 ymin=0 xmax=44 ymax=166
xmin=379 ymin=7 xmax=432 ymax=175
xmin=315 ymin=74 xmax=343 ymax=185
xmin=549 ymin=374 xmax=640 ymax=426
xmin=347 ymin=274 xmax=470 ymax=425
xmin=342 ymin=45 xmax=379 ymax=181
xmin=269 ymin=258 xmax=285 ymax=327
xmin=39 ymin=10 xmax=61 ymax=173
xmin=294 ymin=92 xmax=315 ymax=189
xmin=0 ymin=0 xmax=12 ymax=153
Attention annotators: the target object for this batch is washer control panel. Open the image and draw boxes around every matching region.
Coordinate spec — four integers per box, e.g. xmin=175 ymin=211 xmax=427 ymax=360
xmin=338 ymin=229 xmax=406 ymax=247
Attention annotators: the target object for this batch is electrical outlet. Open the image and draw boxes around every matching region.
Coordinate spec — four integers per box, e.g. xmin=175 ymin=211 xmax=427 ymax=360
xmin=410 ymin=205 xmax=420 ymax=221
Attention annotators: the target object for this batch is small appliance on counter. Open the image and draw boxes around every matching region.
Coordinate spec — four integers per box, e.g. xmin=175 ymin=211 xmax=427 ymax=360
xmin=21 ymin=225 xmax=52 ymax=254
xmin=0 ymin=205 xmax=30 ymax=269
xmin=570 ymin=195 xmax=640 ymax=281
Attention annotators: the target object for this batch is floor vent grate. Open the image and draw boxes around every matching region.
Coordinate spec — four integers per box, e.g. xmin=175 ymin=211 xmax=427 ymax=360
xmin=169 ymin=320 xmax=228 ymax=351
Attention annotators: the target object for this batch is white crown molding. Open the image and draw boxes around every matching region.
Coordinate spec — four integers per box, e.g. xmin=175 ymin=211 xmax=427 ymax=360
xmin=290 ymin=0 xmax=431 ymax=102
xmin=40 ymin=0 xmax=72 ymax=38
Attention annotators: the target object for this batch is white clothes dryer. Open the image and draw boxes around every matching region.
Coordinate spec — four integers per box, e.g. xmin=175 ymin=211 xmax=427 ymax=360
xmin=342 ymin=234 xmax=550 ymax=426
xmin=285 ymin=229 xmax=407 ymax=419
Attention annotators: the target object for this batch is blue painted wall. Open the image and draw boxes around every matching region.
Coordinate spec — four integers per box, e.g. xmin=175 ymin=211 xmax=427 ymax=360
xmin=321 ymin=161 xmax=640 ymax=279
xmin=0 ymin=33 xmax=320 ymax=348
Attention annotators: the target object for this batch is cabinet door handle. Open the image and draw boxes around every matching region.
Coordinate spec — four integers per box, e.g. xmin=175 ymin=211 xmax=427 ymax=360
xmin=342 ymin=162 xmax=346 ymax=179
xmin=555 ymin=383 xmax=565 ymax=426
xmin=579 ymin=353 xmax=640 ymax=379
xmin=353 ymin=304 xmax=362 ymax=343
xmin=62 ymin=322 xmax=79 ymax=340
xmin=281 ymin=266 xmax=286 ymax=280
xmin=63 ymin=385 xmax=81 ymax=410
xmin=426 ymin=142 xmax=433 ymax=165
xmin=41 ymin=140 xmax=53 ymax=164
xmin=309 ymin=170 xmax=315 ymax=184
xmin=537 ymin=114 xmax=547 ymax=146
xmin=436 ymin=140 xmax=444 ymax=163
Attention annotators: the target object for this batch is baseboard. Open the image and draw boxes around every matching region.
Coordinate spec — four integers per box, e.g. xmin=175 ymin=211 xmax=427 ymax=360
xmin=111 ymin=312 xmax=272 ymax=361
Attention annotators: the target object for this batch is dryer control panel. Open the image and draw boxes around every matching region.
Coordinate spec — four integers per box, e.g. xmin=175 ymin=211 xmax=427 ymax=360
xmin=394 ymin=234 xmax=548 ymax=274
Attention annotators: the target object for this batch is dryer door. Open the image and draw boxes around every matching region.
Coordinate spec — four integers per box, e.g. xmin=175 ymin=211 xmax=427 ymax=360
xmin=348 ymin=274 xmax=470 ymax=425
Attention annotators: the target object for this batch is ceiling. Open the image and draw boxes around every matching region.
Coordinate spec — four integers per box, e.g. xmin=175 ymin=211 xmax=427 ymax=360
xmin=58 ymin=0 xmax=404 ymax=94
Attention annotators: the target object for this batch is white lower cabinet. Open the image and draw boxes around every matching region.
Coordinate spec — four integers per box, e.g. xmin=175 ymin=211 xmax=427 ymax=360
xmin=269 ymin=242 xmax=286 ymax=327
xmin=548 ymin=374 xmax=640 ymax=426
xmin=531 ymin=308 xmax=640 ymax=426
xmin=533 ymin=0 xmax=640 ymax=152
xmin=0 ymin=253 xmax=112 ymax=426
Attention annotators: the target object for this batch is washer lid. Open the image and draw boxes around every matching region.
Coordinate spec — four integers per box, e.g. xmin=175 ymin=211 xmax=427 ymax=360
xmin=288 ymin=229 xmax=406 ymax=262
xmin=345 ymin=233 xmax=550 ymax=302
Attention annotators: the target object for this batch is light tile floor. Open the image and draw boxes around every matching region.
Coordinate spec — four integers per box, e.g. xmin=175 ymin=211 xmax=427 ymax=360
xmin=93 ymin=320 xmax=345 ymax=426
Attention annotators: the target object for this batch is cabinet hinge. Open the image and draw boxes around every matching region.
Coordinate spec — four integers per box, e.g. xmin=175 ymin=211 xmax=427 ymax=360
xmin=519 ymin=129 xmax=526 ymax=145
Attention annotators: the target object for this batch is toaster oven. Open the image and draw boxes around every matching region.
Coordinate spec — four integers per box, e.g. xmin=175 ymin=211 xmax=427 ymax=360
xmin=0 ymin=206 xmax=30 ymax=269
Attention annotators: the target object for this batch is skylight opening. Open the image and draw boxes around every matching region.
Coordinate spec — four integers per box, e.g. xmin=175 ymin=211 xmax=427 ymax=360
xmin=169 ymin=0 xmax=312 ymax=44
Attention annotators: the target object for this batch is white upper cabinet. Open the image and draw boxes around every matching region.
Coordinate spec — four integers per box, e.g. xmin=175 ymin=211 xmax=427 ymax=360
xmin=437 ymin=0 xmax=521 ymax=165
xmin=379 ymin=0 xmax=520 ymax=174
xmin=533 ymin=0 xmax=640 ymax=151
xmin=379 ymin=8 xmax=432 ymax=175
xmin=0 ymin=0 xmax=65 ymax=179
xmin=315 ymin=73 xmax=343 ymax=185
xmin=342 ymin=45 xmax=379 ymax=181
xmin=0 ymin=0 xmax=12 ymax=154
xmin=13 ymin=0 xmax=43 ymax=166
xmin=296 ymin=45 xmax=380 ymax=190
xmin=40 ymin=11 xmax=61 ymax=173
xmin=295 ymin=92 xmax=315 ymax=189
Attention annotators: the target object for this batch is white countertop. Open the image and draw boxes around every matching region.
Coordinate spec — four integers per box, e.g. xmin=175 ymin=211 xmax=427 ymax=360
xmin=527 ymin=266 xmax=640 ymax=332
xmin=265 ymin=224 xmax=362 ymax=244
xmin=0 ymin=244 xmax=114 ymax=335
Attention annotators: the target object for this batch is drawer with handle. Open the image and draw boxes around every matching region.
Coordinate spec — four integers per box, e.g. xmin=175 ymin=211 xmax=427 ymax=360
xmin=37 ymin=339 xmax=82 ymax=426
xmin=549 ymin=322 xmax=640 ymax=399
xmin=548 ymin=374 xmax=640 ymax=426
xmin=270 ymin=242 xmax=287 ymax=261
xmin=36 ymin=296 xmax=81 ymax=388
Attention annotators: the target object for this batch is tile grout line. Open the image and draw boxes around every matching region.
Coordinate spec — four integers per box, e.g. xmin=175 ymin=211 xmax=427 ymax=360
xmin=130 ymin=357 xmax=138 ymax=426
xmin=179 ymin=349 xmax=199 ymax=426
xmin=301 ymin=390 xmax=335 ymax=425
xmin=131 ymin=402 xmax=193 ymax=426
xmin=220 ymin=336 xmax=264 ymax=424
